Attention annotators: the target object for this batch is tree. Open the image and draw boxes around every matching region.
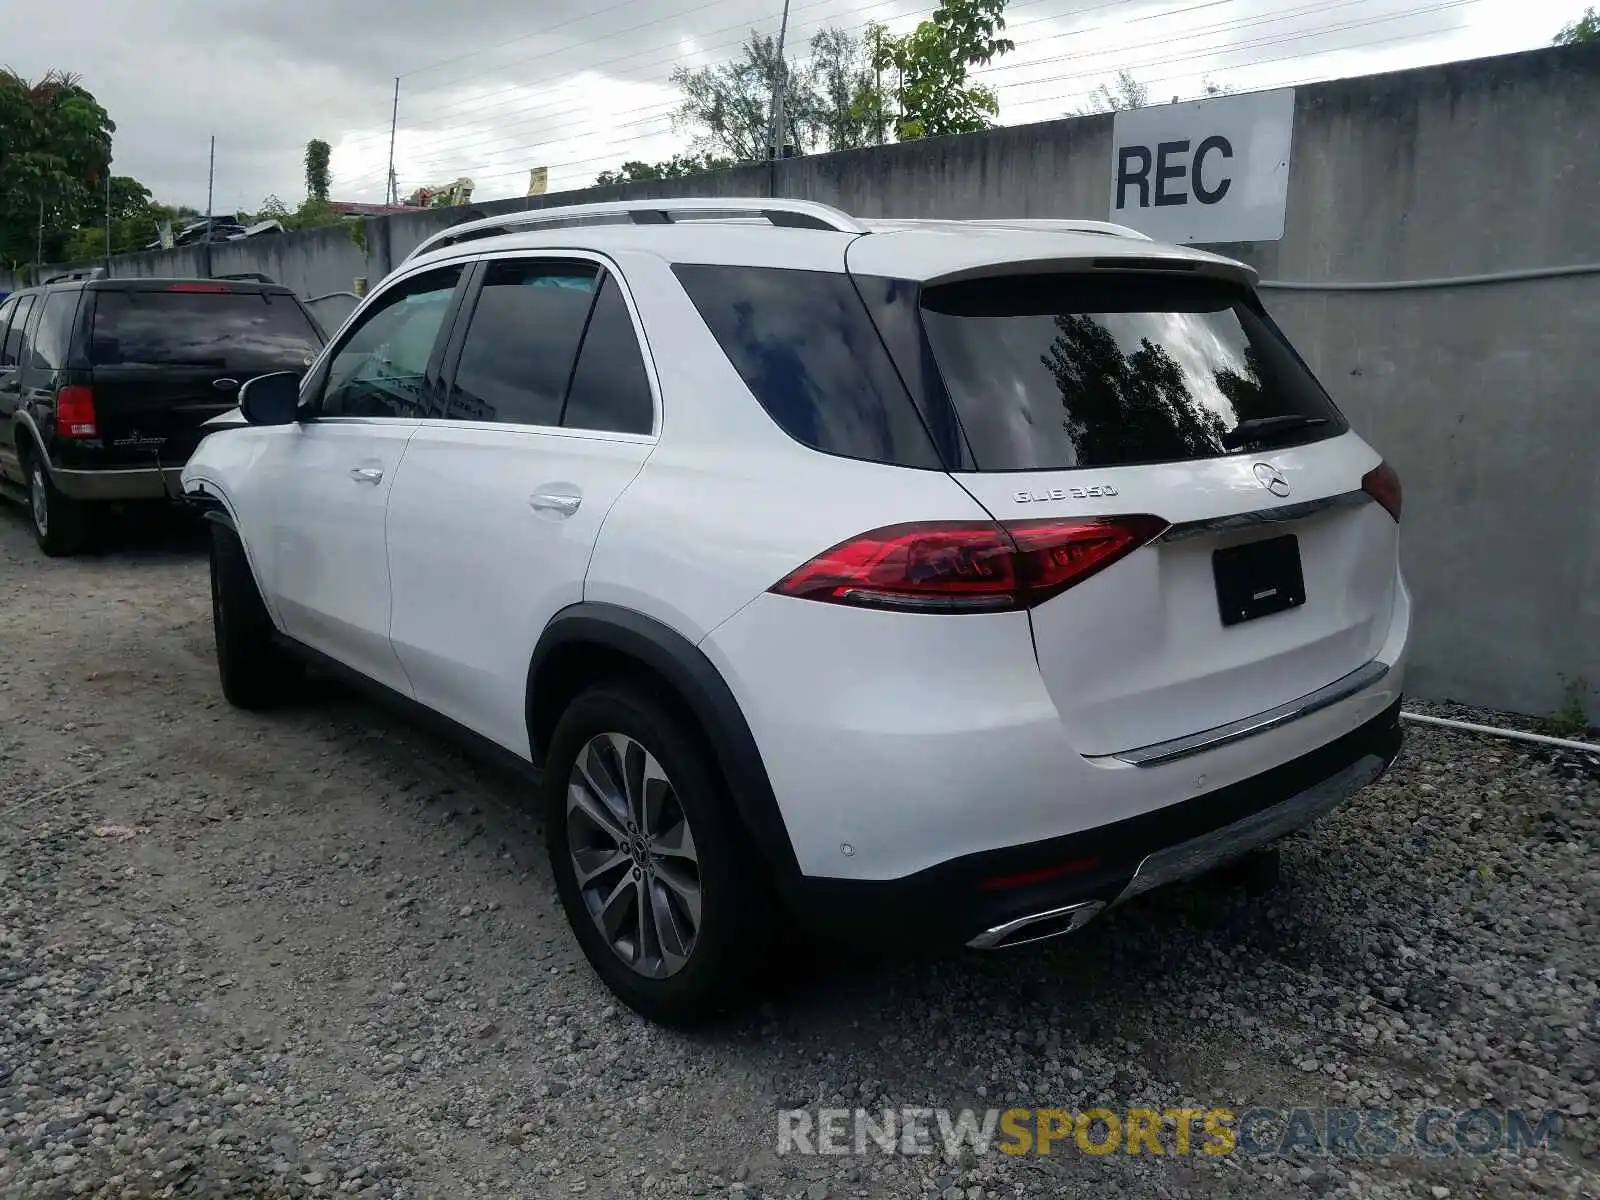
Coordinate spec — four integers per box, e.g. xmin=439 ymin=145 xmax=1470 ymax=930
xmin=1083 ymin=71 xmax=1149 ymax=114
xmin=872 ymin=0 xmax=1015 ymax=140
xmin=594 ymin=152 xmax=734 ymax=187
xmin=60 ymin=176 xmax=168 ymax=261
xmin=1555 ymin=7 xmax=1599 ymax=41
xmin=304 ymin=138 xmax=332 ymax=203
xmin=254 ymin=194 xmax=291 ymax=221
xmin=0 ymin=69 xmax=115 ymax=268
xmin=672 ymin=33 xmax=809 ymax=162
xmin=804 ymin=27 xmax=889 ymax=151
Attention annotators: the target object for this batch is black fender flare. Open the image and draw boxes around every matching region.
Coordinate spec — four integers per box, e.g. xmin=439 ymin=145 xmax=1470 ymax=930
xmin=526 ymin=603 xmax=801 ymax=884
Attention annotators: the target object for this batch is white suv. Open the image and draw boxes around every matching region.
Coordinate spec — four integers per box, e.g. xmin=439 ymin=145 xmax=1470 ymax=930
xmin=182 ymin=198 xmax=1411 ymax=1024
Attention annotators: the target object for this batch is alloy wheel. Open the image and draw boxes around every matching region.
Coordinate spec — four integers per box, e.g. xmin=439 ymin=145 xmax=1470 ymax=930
xmin=566 ymin=732 xmax=702 ymax=979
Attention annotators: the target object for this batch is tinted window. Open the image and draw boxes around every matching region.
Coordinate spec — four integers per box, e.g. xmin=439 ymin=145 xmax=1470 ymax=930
xmin=321 ymin=267 xmax=462 ymax=418
xmin=448 ymin=260 xmax=598 ymax=425
xmin=0 ymin=298 xmax=15 ymax=361
xmin=561 ymin=276 xmax=653 ymax=434
xmin=673 ymin=265 xmax=940 ymax=468
xmin=919 ymin=274 xmax=1347 ymax=471
xmin=90 ymin=289 xmax=322 ymax=375
xmin=2 ymin=295 xmax=36 ymax=368
xmin=30 ymin=292 xmax=79 ymax=372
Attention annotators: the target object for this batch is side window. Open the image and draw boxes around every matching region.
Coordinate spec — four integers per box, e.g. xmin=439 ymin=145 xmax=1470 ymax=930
xmin=1 ymin=295 xmax=36 ymax=369
xmin=0 ymin=298 xmax=16 ymax=363
xmin=447 ymin=259 xmax=598 ymax=426
xmin=29 ymin=292 xmax=77 ymax=373
xmin=561 ymin=275 xmax=654 ymax=435
xmin=319 ymin=266 xmax=463 ymax=418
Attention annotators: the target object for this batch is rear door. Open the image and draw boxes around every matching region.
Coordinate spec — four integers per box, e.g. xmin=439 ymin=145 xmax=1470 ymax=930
xmin=385 ymin=255 xmax=657 ymax=757
xmin=85 ymin=283 xmax=323 ymax=469
xmin=899 ymin=269 xmax=1399 ymax=756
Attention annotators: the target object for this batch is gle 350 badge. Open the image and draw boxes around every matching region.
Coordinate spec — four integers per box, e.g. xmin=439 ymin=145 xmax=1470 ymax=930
xmin=1014 ymin=485 xmax=1120 ymax=503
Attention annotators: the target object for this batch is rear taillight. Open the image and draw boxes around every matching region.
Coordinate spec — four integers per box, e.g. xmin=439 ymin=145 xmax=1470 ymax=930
xmin=1361 ymin=461 xmax=1402 ymax=522
xmin=56 ymin=386 xmax=99 ymax=439
xmin=769 ymin=515 xmax=1168 ymax=614
xmin=165 ymin=281 xmax=230 ymax=293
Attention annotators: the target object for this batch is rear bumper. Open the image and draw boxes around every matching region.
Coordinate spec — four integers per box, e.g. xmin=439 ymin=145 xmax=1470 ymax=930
xmin=50 ymin=466 xmax=185 ymax=501
xmin=784 ymin=697 xmax=1402 ymax=951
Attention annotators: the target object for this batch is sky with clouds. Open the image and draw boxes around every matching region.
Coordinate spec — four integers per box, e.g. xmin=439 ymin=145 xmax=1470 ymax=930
xmin=1 ymin=0 xmax=1587 ymax=212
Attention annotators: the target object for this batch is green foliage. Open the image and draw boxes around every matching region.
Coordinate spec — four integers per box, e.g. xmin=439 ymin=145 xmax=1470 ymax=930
xmin=58 ymin=177 xmax=166 ymax=260
xmin=672 ymin=32 xmax=801 ymax=162
xmin=1542 ymin=676 xmax=1594 ymax=738
xmin=870 ymin=0 xmax=1014 ymax=141
xmin=801 ymin=27 xmax=890 ymax=151
xmin=1083 ymin=71 xmax=1150 ymax=114
xmin=594 ymin=153 xmax=735 ymax=187
xmin=0 ymin=68 xmax=115 ymax=267
xmin=304 ymin=139 xmax=332 ymax=203
xmin=1555 ymin=7 xmax=1599 ymax=42
xmin=666 ymin=24 xmax=893 ymax=167
xmin=286 ymin=197 xmax=342 ymax=231
xmin=254 ymin=194 xmax=291 ymax=221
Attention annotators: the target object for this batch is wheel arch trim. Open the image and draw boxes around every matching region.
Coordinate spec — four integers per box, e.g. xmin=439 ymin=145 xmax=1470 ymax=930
xmin=526 ymin=602 xmax=800 ymax=883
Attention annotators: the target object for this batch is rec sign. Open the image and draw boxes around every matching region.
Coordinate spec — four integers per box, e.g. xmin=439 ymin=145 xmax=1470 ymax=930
xmin=1108 ymin=88 xmax=1296 ymax=245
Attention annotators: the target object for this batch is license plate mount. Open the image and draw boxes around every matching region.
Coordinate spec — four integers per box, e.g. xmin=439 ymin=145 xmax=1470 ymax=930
xmin=1213 ymin=534 xmax=1306 ymax=627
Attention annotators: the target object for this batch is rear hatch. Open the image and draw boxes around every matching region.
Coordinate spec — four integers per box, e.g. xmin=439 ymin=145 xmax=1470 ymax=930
xmin=86 ymin=283 xmax=323 ymax=467
xmin=901 ymin=268 xmax=1401 ymax=757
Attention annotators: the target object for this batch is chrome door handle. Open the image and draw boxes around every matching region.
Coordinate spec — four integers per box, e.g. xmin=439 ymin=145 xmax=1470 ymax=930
xmin=530 ymin=492 xmax=581 ymax=516
xmin=349 ymin=466 xmax=384 ymax=484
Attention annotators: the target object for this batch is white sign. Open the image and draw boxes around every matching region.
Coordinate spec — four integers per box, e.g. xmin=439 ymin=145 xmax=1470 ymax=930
xmin=1108 ymin=88 xmax=1296 ymax=244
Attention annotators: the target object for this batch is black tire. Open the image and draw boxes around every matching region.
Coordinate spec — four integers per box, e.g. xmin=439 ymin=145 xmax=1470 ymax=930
xmin=543 ymin=683 xmax=773 ymax=1025
xmin=22 ymin=446 xmax=91 ymax=557
xmin=210 ymin=524 xmax=302 ymax=709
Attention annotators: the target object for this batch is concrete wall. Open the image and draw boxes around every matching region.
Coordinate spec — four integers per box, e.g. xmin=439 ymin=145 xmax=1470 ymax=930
xmin=24 ymin=41 xmax=1600 ymax=716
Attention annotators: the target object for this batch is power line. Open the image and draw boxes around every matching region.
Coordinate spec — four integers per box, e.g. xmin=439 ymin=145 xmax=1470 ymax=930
xmin=380 ymin=0 xmax=1463 ymax=183
xmin=336 ymin=0 xmax=936 ymax=159
xmin=442 ymin=7 xmax=1485 ymax=189
xmin=365 ymin=0 xmax=1282 ymax=170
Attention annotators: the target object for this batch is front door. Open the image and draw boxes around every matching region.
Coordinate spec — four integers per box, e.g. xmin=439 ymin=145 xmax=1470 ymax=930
xmin=248 ymin=263 xmax=468 ymax=695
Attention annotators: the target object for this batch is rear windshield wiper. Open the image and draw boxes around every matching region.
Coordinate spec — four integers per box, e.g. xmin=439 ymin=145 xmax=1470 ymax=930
xmin=1221 ymin=414 xmax=1329 ymax=450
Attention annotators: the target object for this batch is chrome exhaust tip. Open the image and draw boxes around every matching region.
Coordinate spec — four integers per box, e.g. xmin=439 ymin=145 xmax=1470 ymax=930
xmin=966 ymin=900 xmax=1105 ymax=950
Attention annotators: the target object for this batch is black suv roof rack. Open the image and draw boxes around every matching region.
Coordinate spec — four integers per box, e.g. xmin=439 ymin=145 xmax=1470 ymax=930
xmin=40 ymin=267 xmax=108 ymax=284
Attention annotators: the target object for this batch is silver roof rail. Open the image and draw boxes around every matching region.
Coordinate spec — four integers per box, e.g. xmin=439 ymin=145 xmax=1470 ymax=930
xmin=403 ymin=197 xmax=868 ymax=264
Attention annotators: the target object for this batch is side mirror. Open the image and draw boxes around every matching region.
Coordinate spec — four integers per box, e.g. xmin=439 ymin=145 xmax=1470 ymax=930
xmin=239 ymin=372 xmax=302 ymax=426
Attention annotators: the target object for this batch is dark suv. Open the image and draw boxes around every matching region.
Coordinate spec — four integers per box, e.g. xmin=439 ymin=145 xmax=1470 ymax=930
xmin=0 ymin=276 xmax=326 ymax=554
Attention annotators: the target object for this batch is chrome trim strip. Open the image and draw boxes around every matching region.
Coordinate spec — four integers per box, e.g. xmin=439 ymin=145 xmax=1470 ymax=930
xmin=1111 ymin=753 xmax=1387 ymax=905
xmin=1110 ymin=660 xmax=1391 ymax=767
xmin=1154 ymin=489 xmax=1370 ymax=544
xmin=966 ymin=900 xmax=1105 ymax=950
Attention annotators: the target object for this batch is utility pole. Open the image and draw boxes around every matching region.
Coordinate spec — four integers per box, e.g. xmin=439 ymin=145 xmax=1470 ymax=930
xmin=104 ymin=165 xmax=113 ymax=266
xmin=769 ymin=0 xmax=792 ymax=161
xmin=204 ymin=135 xmax=216 ymax=277
xmin=387 ymin=78 xmax=400 ymax=205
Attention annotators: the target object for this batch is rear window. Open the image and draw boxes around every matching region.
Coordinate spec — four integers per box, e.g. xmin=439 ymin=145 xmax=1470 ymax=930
xmin=672 ymin=264 xmax=941 ymax=469
xmin=90 ymin=289 xmax=322 ymax=374
xmin=919 ymin=273 xmax=1346 ymax=471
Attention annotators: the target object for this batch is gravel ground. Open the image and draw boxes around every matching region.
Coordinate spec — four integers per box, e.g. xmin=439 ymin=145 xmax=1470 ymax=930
xmin=0 ymin=507 xmax=1595 ymax=1200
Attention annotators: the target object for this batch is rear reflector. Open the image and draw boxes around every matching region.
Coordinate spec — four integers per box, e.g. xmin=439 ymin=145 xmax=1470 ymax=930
xmin=55 ymin=386 xmax=99 ymax=439
xmin=979 ymin=858 xmax=1101 ymax=891
xmin=1361 ymin=461 xmax=1402 ymax=522
xmin=165 ymin=281 xmax=230 ymax=293
xmin=769 ymin=515 xmax=1169 ymax=614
